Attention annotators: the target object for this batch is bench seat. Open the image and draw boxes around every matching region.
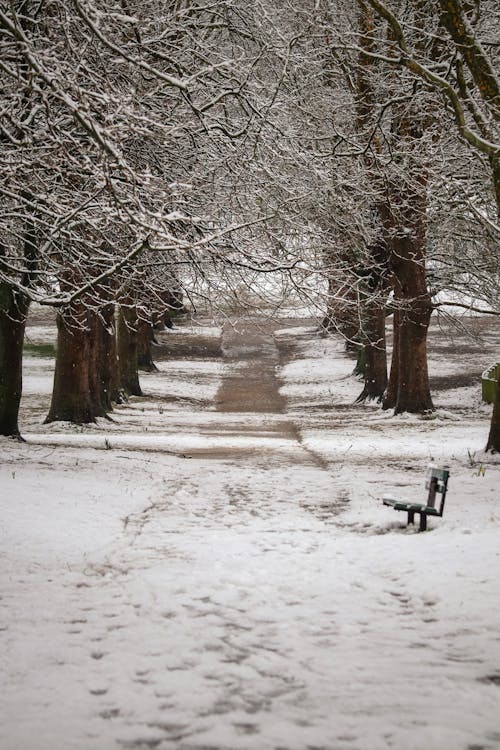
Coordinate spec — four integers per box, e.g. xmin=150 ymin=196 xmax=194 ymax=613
xmin=383 ymin=498 xmax=441 ymax=515
xmin=382 ymin=467 xmax=450 ymax=531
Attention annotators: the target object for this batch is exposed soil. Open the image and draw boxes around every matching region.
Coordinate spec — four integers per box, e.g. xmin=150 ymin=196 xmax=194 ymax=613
xmin=216 ymin=322 xmax=287 ymax=414
xmin=154 ymin=328 xmax=223 ymax=360
xmin=145 ymin=316 xmax=329 ymax=465
xmin=430 ymin=373 xmax=482 ymax=391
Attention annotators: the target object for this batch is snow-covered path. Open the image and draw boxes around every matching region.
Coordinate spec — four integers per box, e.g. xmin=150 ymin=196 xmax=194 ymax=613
xmin=1 ymin=317 xmax=500 ymax=750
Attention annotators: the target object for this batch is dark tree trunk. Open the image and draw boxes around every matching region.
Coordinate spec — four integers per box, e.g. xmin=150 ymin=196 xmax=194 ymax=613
xmin=485 ymin=155 xmax=500 ymax=450
xmin=394 ymin=301 xmax=433 ymax=414
xmin=45 ymin=304 xmax=96 ymax=424
xmin=352 ymin=4 xmax=389 ymax=397
xmin=486 ymin=376 xmax=500 ymax=452
xmin=87 ymin=312 xmax=111 ymax=419
xmin=108 ymin=315 xmax=123 ymax=404
xmin=0 ymin=207 xmax=37 ymax=437
xmin=485 ymin=156 xmax=500 ymax=450
xmin=137 ymin=319 xmax=158 ymax=372
xmin=389 ymin=233 xmax=433 ymax=414
xmin=0 ymin=286 xmax=29 ymax=437
xmin=106 ymin=306 xmax=121 ymax=405
xmin=353 ymin=344 xmax=366 ymax=378
xmin=94 ymin=306 xmax=117 ymax=411
xmin=356 ymin=305 xmax=388 ymax=402
xmin=117 ymin=305 xmax=142 ymax=397
xmin=383 ymin=165 xmax=433 ymax=414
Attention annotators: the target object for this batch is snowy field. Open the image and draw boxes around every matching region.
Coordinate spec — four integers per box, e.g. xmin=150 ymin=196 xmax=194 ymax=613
xmin=1 ymin=311 xmax=499 ymax=750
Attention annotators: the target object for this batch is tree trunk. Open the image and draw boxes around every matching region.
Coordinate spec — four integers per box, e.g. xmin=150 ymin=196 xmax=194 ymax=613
xmin=45 ymin=304 xmax=96 ymax=424
xmin=87 ymin=312 xmax=111 ymax=419
xmin=0 ymin=286 xmax=29 ymax=437
xmin=390 ymin=234 xmax=434 ymax=414
xmin=356 ymin=304 xmax=388 ymax=402
xmin=94 ymin=306 xmax=118 ymax=411
xmin=486 ymin=375 xmax=500 ymax=452
xmin=352 ymin=2 xmax=389 ymax=395
xmin=86 ymin=273 xmax=120 ymax=411
xmin=486 ymin=155 xmax=500 ymax=449
xmin=382 ymin=160 xmax=433 ymax=414
xmin=0 ymin=207 xmax=37 ymax=437
xmin=137 ymin=319 xmax=158 ymax=372
xmin=394 ymin=301 xmax=433 ymax=414
xmin=117 ymin=305 xmax=142 ymax=397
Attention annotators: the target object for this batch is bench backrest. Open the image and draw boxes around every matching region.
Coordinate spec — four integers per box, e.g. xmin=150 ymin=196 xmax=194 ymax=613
xmin=426 ymin=467 xmax=450 ymax=516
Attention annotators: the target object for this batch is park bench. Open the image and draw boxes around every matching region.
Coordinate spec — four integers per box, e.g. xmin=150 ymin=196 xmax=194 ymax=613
xmin=382 ymin=466 xmax=450 ymax=532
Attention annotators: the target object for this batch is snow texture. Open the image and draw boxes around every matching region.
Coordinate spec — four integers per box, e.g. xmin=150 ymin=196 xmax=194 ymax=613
xmin=1 ymin=314 xmax=499 ymax=750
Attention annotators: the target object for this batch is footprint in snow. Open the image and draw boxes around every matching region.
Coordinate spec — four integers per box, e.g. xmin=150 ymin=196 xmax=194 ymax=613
xmin=88 ymin=684 xmax=109 ymax=696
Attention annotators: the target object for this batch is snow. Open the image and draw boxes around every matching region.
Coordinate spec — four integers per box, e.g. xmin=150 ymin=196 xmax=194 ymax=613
xmin=24 ymin=432 xmax=298 ymax=454
xmin=144 ymin=360 xmax=223 ymax=402
xmin=168 ymin=325 xmax=222 ymax=338
xmin=1 ymin=314 xmax=500 ymax=750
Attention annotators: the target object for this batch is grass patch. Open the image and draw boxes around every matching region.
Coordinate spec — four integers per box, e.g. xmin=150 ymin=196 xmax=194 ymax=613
xmin=24 ymin=342 xmax=56 ymax=358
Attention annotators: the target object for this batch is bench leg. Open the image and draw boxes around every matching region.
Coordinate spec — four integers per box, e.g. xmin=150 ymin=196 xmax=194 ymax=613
xmin=419 ymin=513 xmax=427 ymax=532
xmin=407 ymin=510 xmax=415 ymax=525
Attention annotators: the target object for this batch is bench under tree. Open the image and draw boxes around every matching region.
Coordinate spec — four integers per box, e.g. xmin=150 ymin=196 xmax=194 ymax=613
xmin=382 ymin=466 xmax=450 ymax=532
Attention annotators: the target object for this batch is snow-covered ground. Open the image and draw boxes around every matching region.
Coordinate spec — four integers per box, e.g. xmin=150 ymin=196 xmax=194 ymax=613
xmin=1 ymin=313 xmax=499 ymax=750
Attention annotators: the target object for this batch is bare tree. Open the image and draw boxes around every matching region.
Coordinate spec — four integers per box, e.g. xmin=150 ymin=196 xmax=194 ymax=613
xmin=358 ymin=0 xmax=499 ymax=442
xmin=276 ymin=1 xmax=498 ymax=417
xmin=0 ymin=0 xmax=292 ymax=432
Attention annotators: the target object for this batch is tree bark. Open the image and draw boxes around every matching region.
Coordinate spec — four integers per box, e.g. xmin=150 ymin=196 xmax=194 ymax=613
xmin=45 ymin=304 xmax=96 ymax=424
xmin=117 ymin=305 xmax=142 ymax=397
xmin=486 ymin=155 xmax=500 ymax=450
xmin=390 ymin=231 xmax=433 ymax=414
xmin=393 ymin=298 xmax=433 ymax=414
xmin=353 ymin=2 xmax=389 ymax=399
xmin=87 ymin=312 xmax=112 ymax=419
xmin=0 ymin=286 xmax=29 ymax=437
xmin=379 ymin=136 xmax=433 ymax=414
xmin=0 ymin=205 xmax=37 ymax=437
xmin=94 ymin=306 xmax=118 ymax=411
xmin=137 ymin=318 xmax=158 ymax=372
xmin=356 ymin=305 xmax=388 ymax=402
xmin=486 ymin=369 xmax=500 ymax=452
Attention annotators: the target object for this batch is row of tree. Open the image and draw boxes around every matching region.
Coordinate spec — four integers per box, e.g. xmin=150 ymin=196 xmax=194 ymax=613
xmin=0 ymin=0 xmax=283 ymax=434
xmin=44 ymin=288 xmax=182 ymax=426
xmin=0 ymin=1 xmax=498 ymax=449
xmin=261 ymin=0 xmax=499 ymax=447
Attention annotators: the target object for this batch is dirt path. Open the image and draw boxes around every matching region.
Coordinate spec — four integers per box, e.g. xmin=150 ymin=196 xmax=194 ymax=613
xmin=216 ymin=321 xmax=287 ymax=414
xmin=146 ymin=318 xmax=323 ymax=464
xmin=215 ymin=321 xmax=331 ymax=473
xmin=165 ymin=319 xmax=330 ymax=475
